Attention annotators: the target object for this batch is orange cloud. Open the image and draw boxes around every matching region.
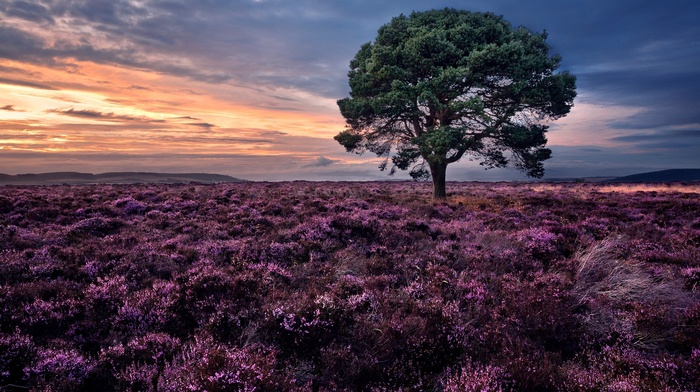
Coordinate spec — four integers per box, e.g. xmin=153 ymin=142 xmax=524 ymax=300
xmin=0 ymin=58 xmax=346 ymax=164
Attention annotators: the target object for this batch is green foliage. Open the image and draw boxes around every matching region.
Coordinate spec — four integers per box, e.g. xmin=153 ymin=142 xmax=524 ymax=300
xmin=336 ymin=8 xmax=576 ymax=196
xmin=334 ymin=130 xmax=363 ymax=152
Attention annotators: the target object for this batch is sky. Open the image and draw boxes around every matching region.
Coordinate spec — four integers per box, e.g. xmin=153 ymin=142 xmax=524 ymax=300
xmin=1 ymin=0 xmax=699 ymax=181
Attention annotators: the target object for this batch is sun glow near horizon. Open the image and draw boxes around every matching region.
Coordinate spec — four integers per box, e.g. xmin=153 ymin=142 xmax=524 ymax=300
xmin=0 ymin=57 xmax=347 ymax=171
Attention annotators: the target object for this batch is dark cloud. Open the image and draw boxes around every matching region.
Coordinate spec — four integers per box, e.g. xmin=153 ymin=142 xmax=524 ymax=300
xmin=2 ymin=0 xmax=698 ymax=105
xmin=47 ymin=108 xmax=165 ymax=123
xmin=64 ymin=0 xmax=128 ymax=27
xmin=305 ymin=156 xmax=338 ymax=167
xmin=0 ymin=19 xmax=232 ymax=84
xmin=608 ymin=129 xmax=700 ymax=143
xmin=258 ymin=130 xmax=288 ymax=137
xmin=187 ymin=122 xmax=215 ymax=129
xmin=0 ymin=24 xmax=50 ymax=62
xmin=169 ymin=117 xmax=215 ymax=129
xmin=575 ymin=147 xmax=605 ymax=153
xmin=0 ymin=77 xmax=56 ymax=90
xmin=3 ymin=0 xmax=54 ymax=24
xmin=154 ymin=135 xmax=275 ymax=145
xmin=533 ymin=1 xmax=700 ymax=133
xmin=255 ymin=104 xmax=302 ymax=112
xmin=578 ymin=67 xmax=700 ymax=129
xmin=606 ymin=130 xmax=700 ymax=153
xmin=0 ymin=64 xmax=41 ymax=78
xmin=1 ymin=105 xmax=17 ymax=111
xmin=1 ymin=1 xmax=364 ymax=98
xmin=272 ymin=95 xmax=297 ymax=102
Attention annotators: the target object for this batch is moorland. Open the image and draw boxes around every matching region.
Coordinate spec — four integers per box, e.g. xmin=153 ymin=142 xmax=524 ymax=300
xmin=0 ymin=181 xmax=699 ymax=391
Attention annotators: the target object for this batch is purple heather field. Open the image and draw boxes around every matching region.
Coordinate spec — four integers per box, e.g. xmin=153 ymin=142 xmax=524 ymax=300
xmin=0 ymin=181 xmax=699 ymax=391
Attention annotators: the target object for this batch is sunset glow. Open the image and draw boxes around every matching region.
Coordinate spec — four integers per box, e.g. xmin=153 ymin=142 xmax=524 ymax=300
xmin=1 ymin=1 xmax=698 ymax=180
xmin=0 ymin=54 xmax=349 ymax=178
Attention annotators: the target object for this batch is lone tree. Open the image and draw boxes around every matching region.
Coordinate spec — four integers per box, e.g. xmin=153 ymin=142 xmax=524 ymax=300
xmin=335 ymin=9 xmax=576 ymax=198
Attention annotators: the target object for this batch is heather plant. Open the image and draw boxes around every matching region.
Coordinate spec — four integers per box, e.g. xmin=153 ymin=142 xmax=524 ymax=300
xmin=157 ymin=335 xmax=291 ymax=391
xmin=113 ymin=196 xmax=147 ymax=215
xmin=69 ymin=216 xmax=123 ymax=238
xmin=0 ymin=329 xmax=34 ymax=386
xmin=99 ymin=332 xmax=180 ymax=391
xmin=25 ymin=346 xmax=96 ymax=392
xmin=0 ymin=182 xmax=698 ymax=390
xmin=441 ymin=360 xmax=510 ymax=391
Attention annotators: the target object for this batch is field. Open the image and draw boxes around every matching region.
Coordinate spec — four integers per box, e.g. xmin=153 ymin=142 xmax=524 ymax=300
xmin=1 ymin=181 xmax=699 ymax=391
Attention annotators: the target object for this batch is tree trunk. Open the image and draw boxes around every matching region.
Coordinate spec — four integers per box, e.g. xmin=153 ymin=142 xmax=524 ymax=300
xmin=429 ymin=161 xmax=447 ymax=199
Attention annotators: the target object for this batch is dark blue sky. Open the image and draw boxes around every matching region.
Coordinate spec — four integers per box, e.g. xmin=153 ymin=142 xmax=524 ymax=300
xmin=1 ymin=0 xmax=698 ymax=179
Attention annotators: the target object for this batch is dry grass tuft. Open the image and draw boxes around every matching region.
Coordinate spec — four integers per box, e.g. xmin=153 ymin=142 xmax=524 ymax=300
xmin=574 ymin=236 xmax=653 ymax=304
xmin=572 ymin=236 xmax=692 ymax=349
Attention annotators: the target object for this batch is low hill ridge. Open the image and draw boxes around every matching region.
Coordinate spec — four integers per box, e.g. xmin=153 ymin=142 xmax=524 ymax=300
xmin=607 ymin=169 xmax=700 ymax=183
xmin=0 ymin=172 xmax=246 ymax=185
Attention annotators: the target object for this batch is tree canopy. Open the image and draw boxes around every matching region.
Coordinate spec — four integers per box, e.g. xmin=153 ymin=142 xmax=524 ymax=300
xmin=335 ymin=8 xmax=577 ymax=198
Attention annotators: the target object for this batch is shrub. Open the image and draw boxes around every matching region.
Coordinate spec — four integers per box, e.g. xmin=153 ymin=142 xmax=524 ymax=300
xmin=158 ymin=336 xmax=291 ymax=391
xmin=0 ymin=182 xmax=698 ymax=390
xmin=25 ymin=347 xmax=96 ymax=392
xmin=441 ymin=360 xmax=509 ymax=391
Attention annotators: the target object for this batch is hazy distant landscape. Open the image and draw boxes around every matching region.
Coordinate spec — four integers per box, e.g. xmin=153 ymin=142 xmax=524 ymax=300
xmin=1 ymin=168 xmax=699 ymax=185
xmin=604 ymin=169 xmax=700 ymax=183
xmin=0 ymin=172 xmax=246 ymax=185
xmin=1 ymin=181 xmax=698 ymax=390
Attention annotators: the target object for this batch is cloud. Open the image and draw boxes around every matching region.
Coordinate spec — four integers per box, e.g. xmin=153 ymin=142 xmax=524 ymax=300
xmin=605 ymin=129 xmax=700 ymax=154
xmin=127 ymin=85 xmax=152 ymax=91
xmin=0 ymin=77 xmax=57 ymax=90
xmin=0 ymin=1 xmax=366 ymax=100
xmin=47 ymin=108 xmax=165 ymax=123
xmin=0 ymin=119 xmax=36 ymax=128
xmin=0 ymin=23 xmax=54 ymax=64
xmin=1 ymin=0 xmax=699 ymax=178
xmin=0 ymin=105 xmax=18 ymax=111
xmin=188 ymin=122 xmax=216 ymax=129
xmin=3 ymin=0 xmax=55 ymax=24
xmin=305 ymin=156 xmax=338 ymax=167
xmin=153 ymin=135 xmax=276 ymax=145
xmin=544 ymin=143 xmax=700 ymax=178
xmin=608 ymin=129 xmax=700 ymax=143
xmin=0 ymin=64 xmax=41 ymax=78
xmin=577 ymin=68 xmax=700 ymax=129
xmin=2 ymin=0 xmax=698 ymax=107
xmin=543 ymin=2 xmax=700 ymax=132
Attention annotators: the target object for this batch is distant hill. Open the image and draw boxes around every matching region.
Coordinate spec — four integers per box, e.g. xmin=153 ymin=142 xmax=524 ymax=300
xmin=543 ymin=176 xmax=617 ymax=183
xmin=0 ymin=172 xmax=247 ymax=185
xmin=606 ymin=169 xmax=700 ymax=183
